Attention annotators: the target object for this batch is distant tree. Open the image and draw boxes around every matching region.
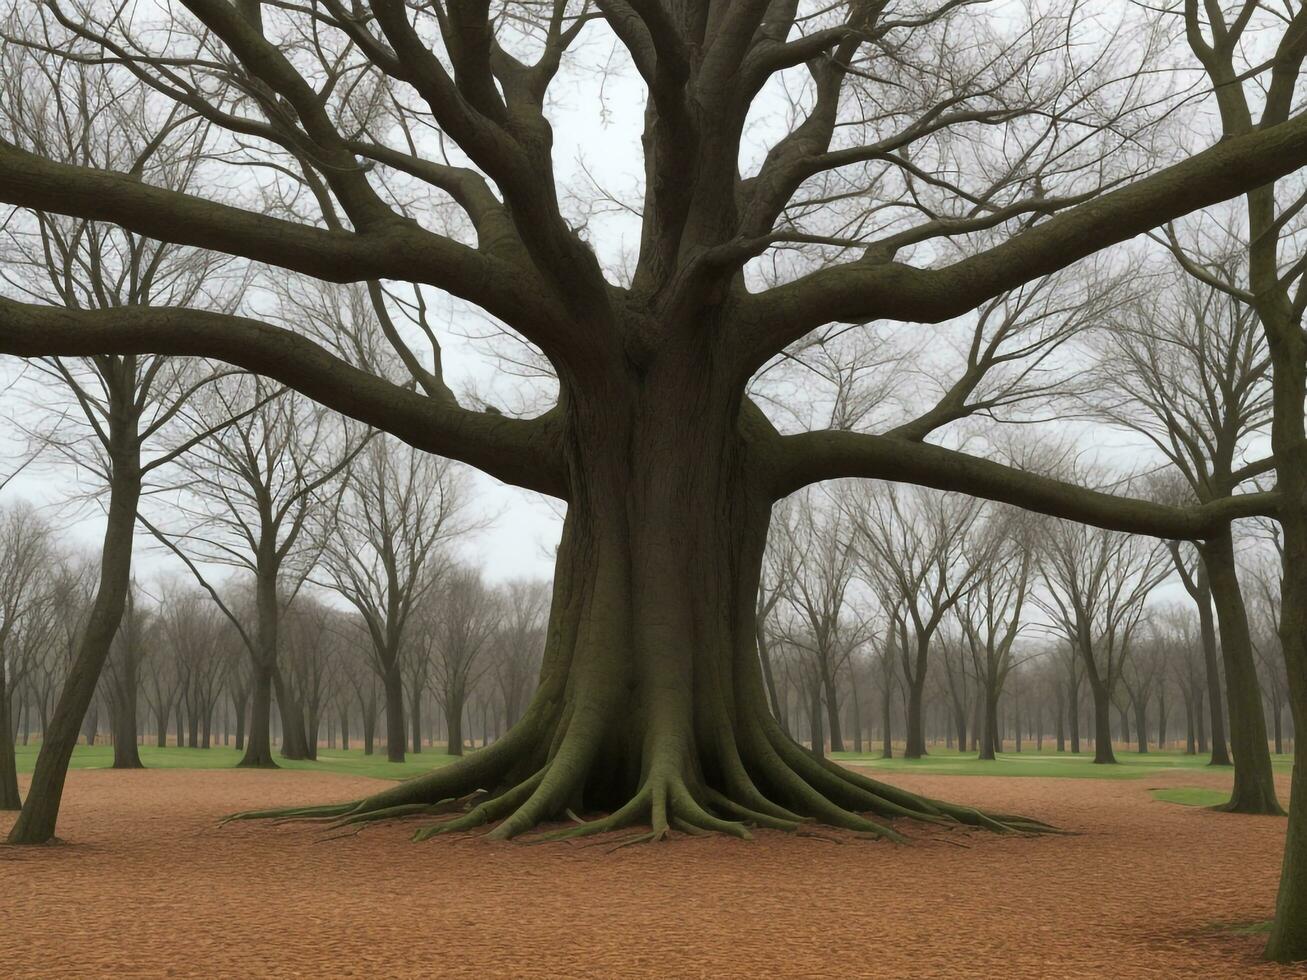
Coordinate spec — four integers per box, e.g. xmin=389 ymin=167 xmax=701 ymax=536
xmin=0 ymin=503 xmax=56 ymax=809
xmin=425 ymin=569 xmax=498 ymax=758
xmin=1038 ymin=519 xmax=1168 ymax=764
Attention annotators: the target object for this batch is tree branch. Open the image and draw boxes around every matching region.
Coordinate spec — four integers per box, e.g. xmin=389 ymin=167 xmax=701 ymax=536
xmin=0 ymin=297 xmax=567 ymax=498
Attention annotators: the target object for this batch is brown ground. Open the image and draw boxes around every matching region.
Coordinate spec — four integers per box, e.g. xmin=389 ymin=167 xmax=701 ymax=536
xmin=0 ymin=765 xmax=1297 ymax=979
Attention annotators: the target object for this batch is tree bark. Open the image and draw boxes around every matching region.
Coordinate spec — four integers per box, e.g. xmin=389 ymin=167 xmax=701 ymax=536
xmin=1088 ymin=677 xmax=1117 ymax=765
xmin=0 ymin=680 xmax=20 ymax=810
xmin=1193 ymin=569 xmax=1233 ymax=766
xmin=1201 ymin=529 xmax=1282 ymax=814
xmin=7 ymin=455 xmax=140 ymax=844
xmin=383 ymin=667 xmax=405 ymax=763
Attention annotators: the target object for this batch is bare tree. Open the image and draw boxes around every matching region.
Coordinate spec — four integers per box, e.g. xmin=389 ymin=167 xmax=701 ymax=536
xmin=0 ymin=503 xmax=56 ymax=809
xmin=6 ymin=2 xmax=1307 ymax=881
xmin=317 ymin=435 xmax=468 ymax=763
xmin=146 ymin=377 xmax=358 ymax=767
xmin=1090 ymin=269 xmax=1278 ymax=809
xmin=424 ymin=568 xmax=498 ymax=758
xmin=853 ymin=486 xmax=990 ymax=758
xmin=493 ymin=580 xmax=550 ymax=733
xmin=1038 ymin=519 xmax=1169 ymax=764
xmin=958 ymin=511 xmax=1036 ymax=761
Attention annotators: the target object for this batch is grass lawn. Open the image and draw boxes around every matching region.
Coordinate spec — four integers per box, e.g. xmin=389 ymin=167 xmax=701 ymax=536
xmin=831 ymin=745 xmax=1295 ymax=780
xmin=1149 ymin=786 xmax=1231 ymax=807
xmin=13 ymin=743 xmax=461 ymax=782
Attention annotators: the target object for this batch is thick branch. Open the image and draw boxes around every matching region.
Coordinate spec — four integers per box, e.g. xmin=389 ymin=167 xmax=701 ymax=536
xmin=0 ymin=138 xmax=569 ymax=345
xmin=742 ymin=108 xmax=1307 ymax=365
xmin=770 ymin=428 xmax=1277 ymax=540
xmin=0 ymin=298 xmax=567 ymax=498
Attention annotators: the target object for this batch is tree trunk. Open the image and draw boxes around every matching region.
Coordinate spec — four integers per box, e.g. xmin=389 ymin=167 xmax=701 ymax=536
xmin=1274 ymin=698 xmax=1284 ymax=755
xmin=850 ymin=680 xmax=862 ymax=754
xmin=225 ymin=393 xmax=1045 ymax=846
xmin=807 ymin=680 xmax=824 ymax=758
xmin=820 ymin=660 xmax=844 ymax=753
xmin=1068 ymin=683 xmax=1081 ymax=754
xmin=979 ymin=686 xmax=999 ymax=761
xmin=110 ymin=674 xmax=142 ymax=769
xmin=0 ymin=682 xmax=21 ymax=811
xmin=1202 ymin=528 xmax=1282 ymax=814
xmin=880 ymin=677 xmax=893 ymax=759
xmin=410 ymin=682 xmax=422 ymax=755
xmin=7 ymin=456 xmax=140 ymax=844
xmin=234 ymin=689 xmax=247 ymax=753
xmin=1055 ymin=689 xmax=1065 ymax=753
xmin=446 ymin=687 xmax=464 ymax=758
xmin=1089 ymin=678 xmax=1117 ymax=765
xmin=1192 ymin=569 xmax=1233 ymax=766
xmin=1156 ymin=689 xmax=1167 ymax=751
xmin=904 ymin=675 xmax=927 ymax=758
xmin=1134 ymin=699 xmax=1147 ymax=754
xmin=274 ymin=668 xmax=311 ymax=761
xmin=382 ymin=667 xmax=405 ymax=763
xmin=240 ymin=666 xmax=276 ymax=767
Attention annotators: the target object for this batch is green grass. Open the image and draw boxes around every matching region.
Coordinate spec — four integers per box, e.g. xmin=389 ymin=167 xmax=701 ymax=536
xmin=1149 ymin=786 xmax=1231 ymax=807
xmin=13 ymin=743 xmax=461 ymax=782
xmin=830 ymin=746 xmax=1295 ymax=780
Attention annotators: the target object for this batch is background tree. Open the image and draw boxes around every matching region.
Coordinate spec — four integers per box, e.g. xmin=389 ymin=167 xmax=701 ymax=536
xmin=0 ymin=502 xmax=55 ymax=809
xmin=1089 ymin=270 xmax=1278 ymax=808
xmin=854 ymin=485 xmax=990 ymax=758
xmin=147 ymin=377 xmax=356 ymax=767
xmin=425 ymin=568 xmax=498 ymax=759
xmin=318 ymin=432 xmax=468 ymax=763
xmin=1038 ymin=518 xmax=1169 ymax=764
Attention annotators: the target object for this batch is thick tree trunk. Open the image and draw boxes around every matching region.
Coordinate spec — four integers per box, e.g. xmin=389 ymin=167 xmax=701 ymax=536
xmin=1088 ymin=678 xmax=1116 ymax=765
xmin=274 ymin=668 xmax=311 ymax=761
xmin=227 ymin=383 xmax=1049 ymax=845
xmin=904 ymin=676 xmax=927 ymax=759
xmin=820 ymin=661 xmax=844 ymax=753
xmin=240 ymin=666 xmax=276 ymax=767
xmin=446 ymin=692 xmax=464 ymax=758
xmin=7 ymin=458 xmax=140 ymax=844
xmin=1202 ymin=529 xmax=1282 ymax=814
xmin=382 ymin=668 xmax=405 ymax=763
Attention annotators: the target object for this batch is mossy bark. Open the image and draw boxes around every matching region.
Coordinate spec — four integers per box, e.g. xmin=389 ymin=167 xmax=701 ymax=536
xmin=228 ymin=365 xmax=1048 ymax=843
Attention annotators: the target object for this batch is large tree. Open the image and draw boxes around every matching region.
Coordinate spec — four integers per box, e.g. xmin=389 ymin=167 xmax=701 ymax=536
xmin=0 ymin=0 xmax=1305 ymax=935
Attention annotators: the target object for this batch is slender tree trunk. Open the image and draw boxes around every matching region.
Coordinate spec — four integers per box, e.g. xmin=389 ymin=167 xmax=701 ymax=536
xmin=979 ymin=686 xmax=999 ymax=761
xmin=1274 ymin=698 xmax=1284 ymax=755
xmin=756 ymin=627 xmax=786 ymax=735
xmin=446 ymin=687 xmax=464 ymax=758
xmin=1184 ymin=693 xmax=1196 ymax=754
xmin=1202 ymin=529 xmax=1282 ymax=813
xmin=1157 ymin=689 xmax=1167 ymax=751
xmin=1134 ymin=699 xmax=1147 ymax=754
xmin=7 ymin=454 xmax=140 ymax=845
xmin=1192 ymin=570 xmax=1233 ymax=766
xmin=1055 ymin=689 xmax=1065 ymax=753
xmin=850 ymin=680 xmax=862 ymax=754
xmin=340 ymin=703 xmax=350 ymax=752
xmin=880 ymin=678 xmax=892 ymax=759
xmin=0 ymin=681 xmax=21 ymax=811
xmin=807 ymin=679 xmax=824 ymax=758
xmin=410 ymin=683 xmax=422 ymax=755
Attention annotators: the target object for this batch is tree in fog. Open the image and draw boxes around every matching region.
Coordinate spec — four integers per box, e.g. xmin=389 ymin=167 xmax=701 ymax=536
xmin=424 ymin=569 xmax=498 ymax=758
xmin=493 ymin=580 xmax=551 ymax=733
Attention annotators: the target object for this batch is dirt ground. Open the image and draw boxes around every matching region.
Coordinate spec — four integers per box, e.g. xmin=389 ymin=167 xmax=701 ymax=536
xmin=0 ymin=765 xmax=1297 ymax=978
